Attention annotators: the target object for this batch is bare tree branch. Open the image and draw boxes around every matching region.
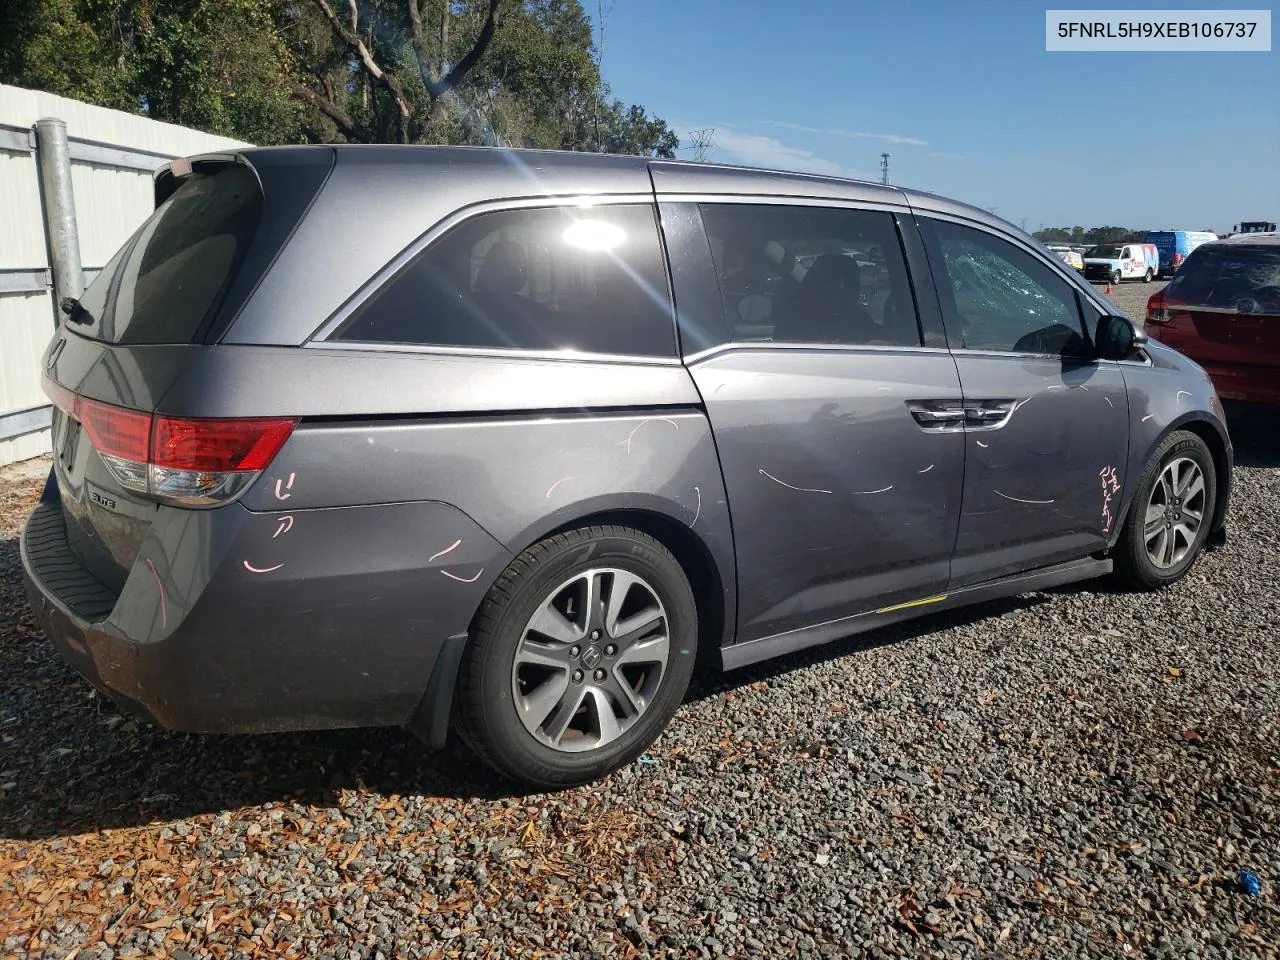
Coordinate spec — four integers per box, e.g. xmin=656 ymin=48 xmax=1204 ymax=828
xmin=310 ymin=0 xmax=412 ymax=122
xmin=439 ymin=2 xmax=449 ymax=66
xmin=410 ymin=0 xmax=497 ymax=100
xmin=436 ymin=0 xmax=499 ymax=96
xmin=406 ymin=0 xmax=437 ymax=91
xmin=288 ymin=80 xmax=366 ymax=142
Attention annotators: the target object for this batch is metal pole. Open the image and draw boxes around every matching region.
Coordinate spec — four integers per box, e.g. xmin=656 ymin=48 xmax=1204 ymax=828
xmin=34 ymin=117 xmax=83 ymax=325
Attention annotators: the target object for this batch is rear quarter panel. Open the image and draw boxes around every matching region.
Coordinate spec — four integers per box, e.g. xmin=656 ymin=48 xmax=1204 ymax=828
xmin=225 ymin=351 xmax=737 ymax=650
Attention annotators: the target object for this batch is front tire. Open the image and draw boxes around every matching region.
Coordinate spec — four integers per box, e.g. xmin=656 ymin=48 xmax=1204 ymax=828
xmin=456 ymin=525 xmax=697 ymax=789
xmin=1114 ymin=431 xmax=1216 ymax=589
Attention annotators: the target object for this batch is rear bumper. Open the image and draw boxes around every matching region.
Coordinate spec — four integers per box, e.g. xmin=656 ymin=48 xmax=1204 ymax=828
xmin=21 ymin=477 xmax=508 ymax=734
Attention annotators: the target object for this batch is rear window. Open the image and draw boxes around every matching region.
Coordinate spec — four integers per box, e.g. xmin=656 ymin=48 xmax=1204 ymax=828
xmin=333 ymin=203 xmax=676 ymax=357
xmin=1166 ymin=246 xmax=1280 ymax=308
xmin=73 ymin=163 xmax=263 ymax=344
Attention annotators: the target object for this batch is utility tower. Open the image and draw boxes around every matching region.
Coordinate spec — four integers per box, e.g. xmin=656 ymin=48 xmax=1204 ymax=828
xmin=880 ymin=153 xmax=890 ymax=185
xmin=689 ymin=128 xmax=716 ymax=163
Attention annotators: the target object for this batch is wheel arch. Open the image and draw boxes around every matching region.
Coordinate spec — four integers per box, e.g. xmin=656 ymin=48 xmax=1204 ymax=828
xmin=538 ymin=507 xmax=732 ymax=670
xmin=1110 ymin=413 xmax=1231 ymax=550
xmin=407 ymin=501 xmax=734 ymax=750
xmin=1174 ymin=415 xmax=1231 ymax=537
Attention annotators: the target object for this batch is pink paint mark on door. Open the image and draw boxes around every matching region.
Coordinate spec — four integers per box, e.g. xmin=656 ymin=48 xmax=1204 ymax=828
xmin=243 ymin=560 xmax=285 ymax=574
xmin=758 ymin=468 xmax=832 ymax=495
xmin=993 ymin=490 xmax=1055 ymax=505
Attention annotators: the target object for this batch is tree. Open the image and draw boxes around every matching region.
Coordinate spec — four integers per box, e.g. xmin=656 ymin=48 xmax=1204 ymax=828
xmin=0 ymin=0 xmax=678 ymax=156
xmin=1 ymin=0 xmax=302 ymax=145
xmin=1034 ymin=224 xmax=1152 ymax=246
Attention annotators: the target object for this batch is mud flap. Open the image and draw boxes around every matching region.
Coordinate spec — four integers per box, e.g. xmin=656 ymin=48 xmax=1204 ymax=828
xmin=405 ymin=631 xmax=469 ymax=749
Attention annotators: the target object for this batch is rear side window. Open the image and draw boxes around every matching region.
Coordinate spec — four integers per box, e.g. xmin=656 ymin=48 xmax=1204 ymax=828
xmin=1165 ymin=245 xmax=1280 ymax=309
xmin=697 ymin=204 xmax=921 ymax=347
xmin=75 ymin=164 xmax=263 ymax=344
xmin=335 ymin=204 xmax=676 ymax=357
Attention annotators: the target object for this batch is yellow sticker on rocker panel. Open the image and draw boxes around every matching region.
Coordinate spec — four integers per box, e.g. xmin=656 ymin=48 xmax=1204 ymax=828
xmin=874 ymin=594 xmax=949 ymax=615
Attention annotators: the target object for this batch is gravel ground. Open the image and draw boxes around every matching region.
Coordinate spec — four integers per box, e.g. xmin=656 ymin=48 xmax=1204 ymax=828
xmin=2 ymin=356 xmax=1277 ymax=958
xmin=1090 ymin=277 xmax=1166 ymax=330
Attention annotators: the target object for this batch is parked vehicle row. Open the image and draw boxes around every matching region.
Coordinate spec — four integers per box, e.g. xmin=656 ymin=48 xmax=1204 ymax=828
xmin=1049 ymin=230 xmax=1225 ymax=284
xmin=1145 ymin=230 xmax=1219 ymax=278
xmin=1046 ymin=245 xmax=1084 ymax=272
xmin=1084 ymin=242 xmax=1160 ymax=284
xmin=22 ymin=146 xmax=1232 ymax=787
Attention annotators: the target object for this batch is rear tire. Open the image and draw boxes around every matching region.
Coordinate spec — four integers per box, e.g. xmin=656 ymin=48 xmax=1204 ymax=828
xmin=1113 ymin=431 xmax=1216 ymax=590
xmin=1111 ymin=270 xmax=1122 ymax=286
xmin=1143 ymin=268 xmax=1154 ymax=283
xmin=455 ymin=525 xmax=697 ymax=789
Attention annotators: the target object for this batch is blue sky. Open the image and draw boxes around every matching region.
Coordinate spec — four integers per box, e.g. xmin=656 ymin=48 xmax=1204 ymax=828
xmin=592 ymin=0 xmax=1279 ymax=232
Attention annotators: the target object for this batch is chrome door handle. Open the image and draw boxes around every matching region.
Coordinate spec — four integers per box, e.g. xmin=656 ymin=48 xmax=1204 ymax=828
xmin=908 ymin=403 xmax=968 ymax=429
xmin=964 ymin=400 xmax=1018 ymax=430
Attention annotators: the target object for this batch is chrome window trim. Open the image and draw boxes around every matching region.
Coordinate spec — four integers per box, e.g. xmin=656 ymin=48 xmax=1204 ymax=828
xmin=655 ymin=193 xmax=910 ymax=214
xmin=305 ymin=339 xmax=683 ymax=366
xmin=946 ymin=347 xmax=1099 ymax=363
xmin=307 ymin=193 xmax=668 ymax=348
xmin=683 ymin=340 xmax=954 ymax=365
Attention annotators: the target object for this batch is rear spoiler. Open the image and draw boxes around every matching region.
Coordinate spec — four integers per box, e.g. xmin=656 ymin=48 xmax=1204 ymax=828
xmin=153 ymin=152 xmax=254 ymax=208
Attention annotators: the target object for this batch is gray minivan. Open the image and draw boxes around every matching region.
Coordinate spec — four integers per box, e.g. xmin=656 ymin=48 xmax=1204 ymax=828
xmin=22 ymin=146 xmax=1231 ymax=788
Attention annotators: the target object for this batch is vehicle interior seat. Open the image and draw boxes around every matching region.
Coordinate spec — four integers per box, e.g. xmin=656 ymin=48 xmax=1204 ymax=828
xmin=783 ymin=253 xmax=876 ymax=343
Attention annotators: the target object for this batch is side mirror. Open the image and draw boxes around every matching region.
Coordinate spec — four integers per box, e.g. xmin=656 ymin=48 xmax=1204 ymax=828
xmin=1095 ymin=313 xmax=1147 ymax=360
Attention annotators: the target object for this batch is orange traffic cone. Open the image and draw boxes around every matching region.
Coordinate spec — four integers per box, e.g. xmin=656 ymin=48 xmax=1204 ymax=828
xmin=1104 ymin=282 xmax=1113 ymax=295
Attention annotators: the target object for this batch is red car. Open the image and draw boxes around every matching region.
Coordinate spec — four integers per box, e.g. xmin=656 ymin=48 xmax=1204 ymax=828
xmin=1145 ymin=234 xmax=1280 ymax=404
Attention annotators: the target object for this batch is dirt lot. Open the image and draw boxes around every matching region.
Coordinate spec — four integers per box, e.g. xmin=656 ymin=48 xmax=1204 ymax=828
xmin=1 ymin=326 xmax=1276 ymax=958
xmin=1090 ymin=277 xmax=1166 ymax=329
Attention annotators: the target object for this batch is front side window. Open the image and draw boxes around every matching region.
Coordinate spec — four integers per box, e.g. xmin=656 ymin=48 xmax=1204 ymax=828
xmin=923 ymin=219 xmax=1089 ymax=356
xmin=334 ymin=203 xmax=676 ymax=357
xmin=697 ymin=204 xmax=921 ymax=348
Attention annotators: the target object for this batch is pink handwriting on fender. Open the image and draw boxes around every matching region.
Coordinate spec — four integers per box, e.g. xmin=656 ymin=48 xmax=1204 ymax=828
xmin=1099 ymin=466 xmax=1121 ymax=533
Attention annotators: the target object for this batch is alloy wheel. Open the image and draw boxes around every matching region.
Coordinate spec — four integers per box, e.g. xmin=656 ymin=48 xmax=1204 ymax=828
xmin=511 ymin=568 xmax=669 ymax=752
xmin=1143 ymin=457 xmax=1206 ymax=569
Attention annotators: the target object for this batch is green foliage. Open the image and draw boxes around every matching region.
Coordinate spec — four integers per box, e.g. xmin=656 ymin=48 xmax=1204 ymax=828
xmin=1035 ymin=225 xmax=1150 ymax=245
xmin=0 ymin=0 xmax=677 ymax=157
xmin=0 ymin=0 xmax=130 ymax=109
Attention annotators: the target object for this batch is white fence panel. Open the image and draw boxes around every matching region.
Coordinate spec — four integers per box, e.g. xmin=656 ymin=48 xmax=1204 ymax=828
xmin=0 ymin=83 xmax=250 ymax=466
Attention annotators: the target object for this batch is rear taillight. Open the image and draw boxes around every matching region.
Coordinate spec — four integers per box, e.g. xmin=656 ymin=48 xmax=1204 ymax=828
xmin=1172 ymin=253 xmax=1184 ymax=268
xmin=43 ymin=376 xmax=296 ymax=507
xmin=1146 ymin=292 xmax=1170 ymax=325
